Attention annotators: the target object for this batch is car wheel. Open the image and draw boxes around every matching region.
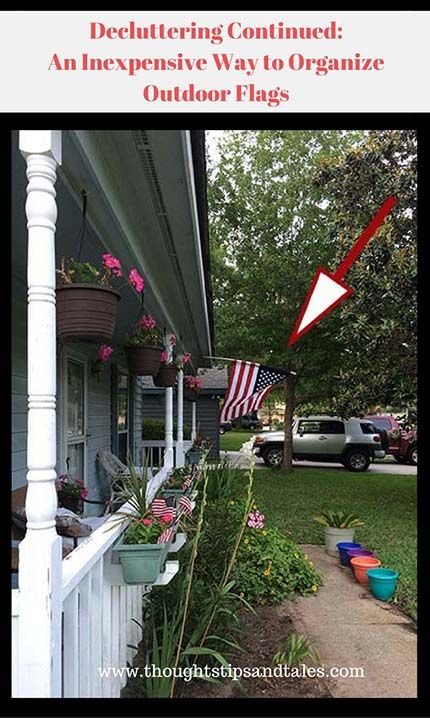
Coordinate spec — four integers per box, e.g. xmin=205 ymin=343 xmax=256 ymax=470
xmin=407 ymin=446 xmax=417 ymax=466
xmin=263 ymin=447 xmax=283 ymax=468
xmin=344 ymin=449 xmax=370 ymax=472
xmin=219 ymin=428 xmax=225 ymax=435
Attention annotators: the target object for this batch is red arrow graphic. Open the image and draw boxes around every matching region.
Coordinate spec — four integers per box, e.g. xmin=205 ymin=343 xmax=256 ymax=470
xmin=287 ymin=196 xmax=397 ymax=348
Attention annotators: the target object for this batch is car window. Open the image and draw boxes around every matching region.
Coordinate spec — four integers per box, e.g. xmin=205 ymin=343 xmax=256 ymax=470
xmin=369 ymin=418 xmax=391 ymax=430
xmin=298 ymin=420 xmax=322 ymax=434
xmin=319 ymin=421 xmax=345 ymax=434
xmin=360 ymin=422 xmax=378 ymax=434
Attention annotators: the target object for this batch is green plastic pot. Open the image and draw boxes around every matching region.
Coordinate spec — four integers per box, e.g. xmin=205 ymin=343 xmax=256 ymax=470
xmin=186 ymin=450 xmax=202 ymax=465
xmin=113 ymin=539 xmax=170 ymax=585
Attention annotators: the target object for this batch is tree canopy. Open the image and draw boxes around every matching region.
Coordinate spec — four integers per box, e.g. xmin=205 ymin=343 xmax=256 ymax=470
xmin=208 ymin=129 xmax=417 ymax=417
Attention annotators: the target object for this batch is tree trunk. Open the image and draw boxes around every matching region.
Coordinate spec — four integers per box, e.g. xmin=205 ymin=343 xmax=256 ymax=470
xmin=282 ymin=373 xmax=296 ymax=472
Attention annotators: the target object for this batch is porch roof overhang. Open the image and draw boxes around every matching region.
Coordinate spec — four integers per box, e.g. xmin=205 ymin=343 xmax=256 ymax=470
xmin=60 ymin=129 xmax=213 ymax=368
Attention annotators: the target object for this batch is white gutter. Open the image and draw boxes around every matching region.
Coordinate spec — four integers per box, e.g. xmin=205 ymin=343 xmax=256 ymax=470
xmin=180 ymin=130 xmax=213 ymax=357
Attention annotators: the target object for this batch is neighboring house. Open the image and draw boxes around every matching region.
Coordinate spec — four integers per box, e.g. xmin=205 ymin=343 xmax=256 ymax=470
xmin=141 ymin=366 xmax=228 ymax=459
xmin=11 ymin=129 xmax=213 ymax=698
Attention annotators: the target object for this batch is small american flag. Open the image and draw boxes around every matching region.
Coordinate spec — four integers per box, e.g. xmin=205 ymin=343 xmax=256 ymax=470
xmin=220 ymin=361 xmax=291 ymax=423
xmin=182 ymin=477 xmax=193 ymax=490
xmin=178 ymin=495 xmax=193 ymax=516
xmin=152 ymin=498 xmax=176 ymax=520
xmin=157 ymin=525 xmax=174 ymax=544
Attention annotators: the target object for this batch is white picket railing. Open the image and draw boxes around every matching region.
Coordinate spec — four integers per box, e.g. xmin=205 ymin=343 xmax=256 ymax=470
xmin=142 ymin=440 xmax=194 ymax=472
xmin=12 ymin=467 xmax=173 ymax=698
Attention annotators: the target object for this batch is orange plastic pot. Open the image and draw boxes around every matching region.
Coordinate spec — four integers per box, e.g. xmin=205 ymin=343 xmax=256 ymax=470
xmin=350 ymin=556 xmax=381 ymax=585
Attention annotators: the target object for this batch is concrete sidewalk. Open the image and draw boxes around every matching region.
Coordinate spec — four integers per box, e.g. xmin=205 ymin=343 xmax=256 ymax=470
xmin=279 ymin=545 xmax=417 ymax=698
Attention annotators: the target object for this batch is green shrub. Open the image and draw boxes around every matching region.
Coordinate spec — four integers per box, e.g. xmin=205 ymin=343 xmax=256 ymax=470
xmin=142 ymin=417 xmax=191 ymax=440
xmin=234 ymin=524 xmax=322 ymax=604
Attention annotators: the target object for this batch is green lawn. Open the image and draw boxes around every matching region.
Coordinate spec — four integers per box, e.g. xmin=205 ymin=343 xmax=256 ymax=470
xmin=250 ymin=468 xmax=417 ymax=620
xmin=220 ymin=430 xmax=256 ymax=451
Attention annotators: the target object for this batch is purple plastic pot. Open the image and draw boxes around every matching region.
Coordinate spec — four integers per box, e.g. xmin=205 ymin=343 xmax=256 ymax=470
xmin=347 ymin=548 xmax=374 ymax=567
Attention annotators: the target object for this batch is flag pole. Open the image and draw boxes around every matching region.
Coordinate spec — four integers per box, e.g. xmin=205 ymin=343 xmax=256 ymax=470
xmin=203 ymin=355 xmax=297 ymax=375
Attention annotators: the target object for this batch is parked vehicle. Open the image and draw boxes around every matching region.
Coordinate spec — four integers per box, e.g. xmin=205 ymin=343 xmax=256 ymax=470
xmin=233 ymin=411 xmax=262 ymax=432
xmin=219 ymin=420 xmax=232 ymax=435
xmin=364 ymin=415 xmax=417 ymax=465
xmin=252 ymin=416 xmax=385 ymax=472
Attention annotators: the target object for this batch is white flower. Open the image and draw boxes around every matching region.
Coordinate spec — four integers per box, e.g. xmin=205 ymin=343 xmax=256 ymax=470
xmin=240 ymin=439 xmax=256 ymax=466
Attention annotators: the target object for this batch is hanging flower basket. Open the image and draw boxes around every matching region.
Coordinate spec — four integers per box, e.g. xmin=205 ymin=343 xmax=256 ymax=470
xmin=153 ymin=365 xmax=178 ymax=387
xmin=125 ymin=345 xmax=163 ymax=376
xmin=184 ymin=387 xmax=200 ymax=402
xmin=56 ymin=284 xmax=121 ymax=343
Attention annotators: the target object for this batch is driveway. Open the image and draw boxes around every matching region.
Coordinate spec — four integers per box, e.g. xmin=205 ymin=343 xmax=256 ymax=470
xmin=224 ymin=451 xmax=417 ymax=475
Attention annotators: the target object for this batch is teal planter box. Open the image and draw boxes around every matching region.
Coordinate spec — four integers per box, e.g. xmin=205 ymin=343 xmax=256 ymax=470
xmin=186 ymin=450 xmax=202 ymax=465
xmin=113 ymin=539 xmax=170 ymax=585
xmin=367 ymin=568 xmax=399 ymax=601
xmin=162 ymin=486 xmax=191 ymax=499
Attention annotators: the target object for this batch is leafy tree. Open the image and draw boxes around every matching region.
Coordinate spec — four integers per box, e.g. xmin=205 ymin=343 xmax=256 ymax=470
xmin=208 ymin=130 xmax=362 ymax=470
xmin=208 ymin=130 xmax=417 ymax=471
xmin=313 ymin=129 xmax=417 ymax=417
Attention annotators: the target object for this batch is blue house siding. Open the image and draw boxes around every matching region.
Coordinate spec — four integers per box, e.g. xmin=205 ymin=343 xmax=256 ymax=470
xmin=141 ymin=391 xmax=221 ymax=459
xmin=11 ymin=275 xmax=144 ymax=506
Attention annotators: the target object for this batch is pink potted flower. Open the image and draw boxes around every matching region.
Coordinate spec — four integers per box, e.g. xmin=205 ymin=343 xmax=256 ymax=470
xmin=153 ymin=346 xmax=179 ymax=388
xmin=124 ymin=314 xmax=164 ymax=376
xmin=184 ymin=374 xmax=203 ymax=402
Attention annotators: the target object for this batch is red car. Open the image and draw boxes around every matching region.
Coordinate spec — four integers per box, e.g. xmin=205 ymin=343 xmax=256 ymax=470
xmin=364 ymin=415 xmax=417 ymax=465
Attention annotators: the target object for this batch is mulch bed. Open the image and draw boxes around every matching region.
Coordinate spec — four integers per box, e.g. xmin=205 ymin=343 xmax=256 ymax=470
xmin=181 ymin=603 xmax=331 ymax=699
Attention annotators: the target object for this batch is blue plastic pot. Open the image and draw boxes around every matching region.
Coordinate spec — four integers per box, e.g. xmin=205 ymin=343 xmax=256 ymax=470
xmin=347 ymin=548 xmax=374 ymax=568
xmin=337 ymin=541 xmax=362 ymax=566
xmin=366 ymin=568 xmax=399 ymax=601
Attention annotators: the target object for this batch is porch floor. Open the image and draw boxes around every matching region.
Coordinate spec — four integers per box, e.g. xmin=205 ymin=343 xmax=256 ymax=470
xmin=280 ymin=545 xmax=417 ymax=698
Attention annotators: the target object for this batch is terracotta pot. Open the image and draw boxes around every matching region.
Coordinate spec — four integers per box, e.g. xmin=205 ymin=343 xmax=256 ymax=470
xmin=350 ymin=556 xmax=381 ymax=585
xmin=184 ymin=387 xmax=200 ymax=402
xmin=125 ymin=345 xmax=163 ymax=376
xmin=56 ymin=284 xmax=120 ymax=343
xmin=153 ymin=365 xmax=178 ymax=387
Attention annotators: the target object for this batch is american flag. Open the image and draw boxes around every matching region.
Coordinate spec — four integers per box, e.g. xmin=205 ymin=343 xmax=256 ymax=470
xmin=178 ymin=495 xmax=193 ymax=516
xmin=220 ymin=361 xmax=291 ymax=423
xmin=157 ymin=525 xmax=174 ymax=544
xmin=152 ymin=498 xmax=175 ymax=520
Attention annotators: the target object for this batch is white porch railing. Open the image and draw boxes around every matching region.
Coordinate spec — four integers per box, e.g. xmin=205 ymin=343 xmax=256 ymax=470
xmin=12 ymin=467 xmax=173 ymax=698
xmin=142 ymin=440 xmax=194 ymax=472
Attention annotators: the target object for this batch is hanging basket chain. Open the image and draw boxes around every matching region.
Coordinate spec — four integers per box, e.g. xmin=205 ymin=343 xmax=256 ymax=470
xmin=76 ymin=189 xmax=88 ymax=262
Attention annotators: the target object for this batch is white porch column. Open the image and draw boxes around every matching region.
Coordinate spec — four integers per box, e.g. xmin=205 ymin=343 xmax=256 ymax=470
xmin=163 ymin=332 xmax=174 ymax=469
xmin=17 ymin=131 xmax=62 ymax=697
xmin=191 ymin=401 xmax=197 ymax=442
xmin=176 ymin=368 xmax=184 ymax=467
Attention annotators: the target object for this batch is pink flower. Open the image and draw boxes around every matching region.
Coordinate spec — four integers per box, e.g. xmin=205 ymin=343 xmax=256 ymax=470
xmin=170 ymin=334 xmax=177 ymax=347
xmin=182 ymin=352 xmax=191 ymax=365
xmin=98 ymin=344 xmax=114 ymax=362
xmin=142 ymin=518 xmax=153 ymax=526
xmin=162 ymin=512 xmax=173 ymax=524
xmin=102 ymin=253 xmax=122 ymax=277
xmin=160 ymin=350 xmax=170 ymax=364
xmin=247 ymin=509 xmax=265 ymax=529
xmin=76 ymin=479 xmax=84 ymax=485
xmin=128 ymin=268 xmax=145 ymax=293
xmin=80 ymin=488 xmax=89 ymax=499
xmin=137 ymin=314 xmax=157 ymax=330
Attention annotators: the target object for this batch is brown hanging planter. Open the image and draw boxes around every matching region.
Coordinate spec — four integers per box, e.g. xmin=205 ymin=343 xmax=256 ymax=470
xmin=56 ymin=284 xmax=121 ymax=343
xmin=125 ymin=345 xmax=163 ymax=376
xmin=153 ymin=365 xmax=178 ymax=387
xmin=184 ymin=387 xmax=200 ymax=402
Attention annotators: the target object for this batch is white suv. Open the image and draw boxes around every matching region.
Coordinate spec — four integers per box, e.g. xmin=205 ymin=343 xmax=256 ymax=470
xmin=252 ymin=416 xmax=385 ymax=472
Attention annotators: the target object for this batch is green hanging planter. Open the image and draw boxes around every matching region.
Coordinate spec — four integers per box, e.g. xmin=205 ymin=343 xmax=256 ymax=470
xmin=113 ymin=539 xmax=171 ymax=585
